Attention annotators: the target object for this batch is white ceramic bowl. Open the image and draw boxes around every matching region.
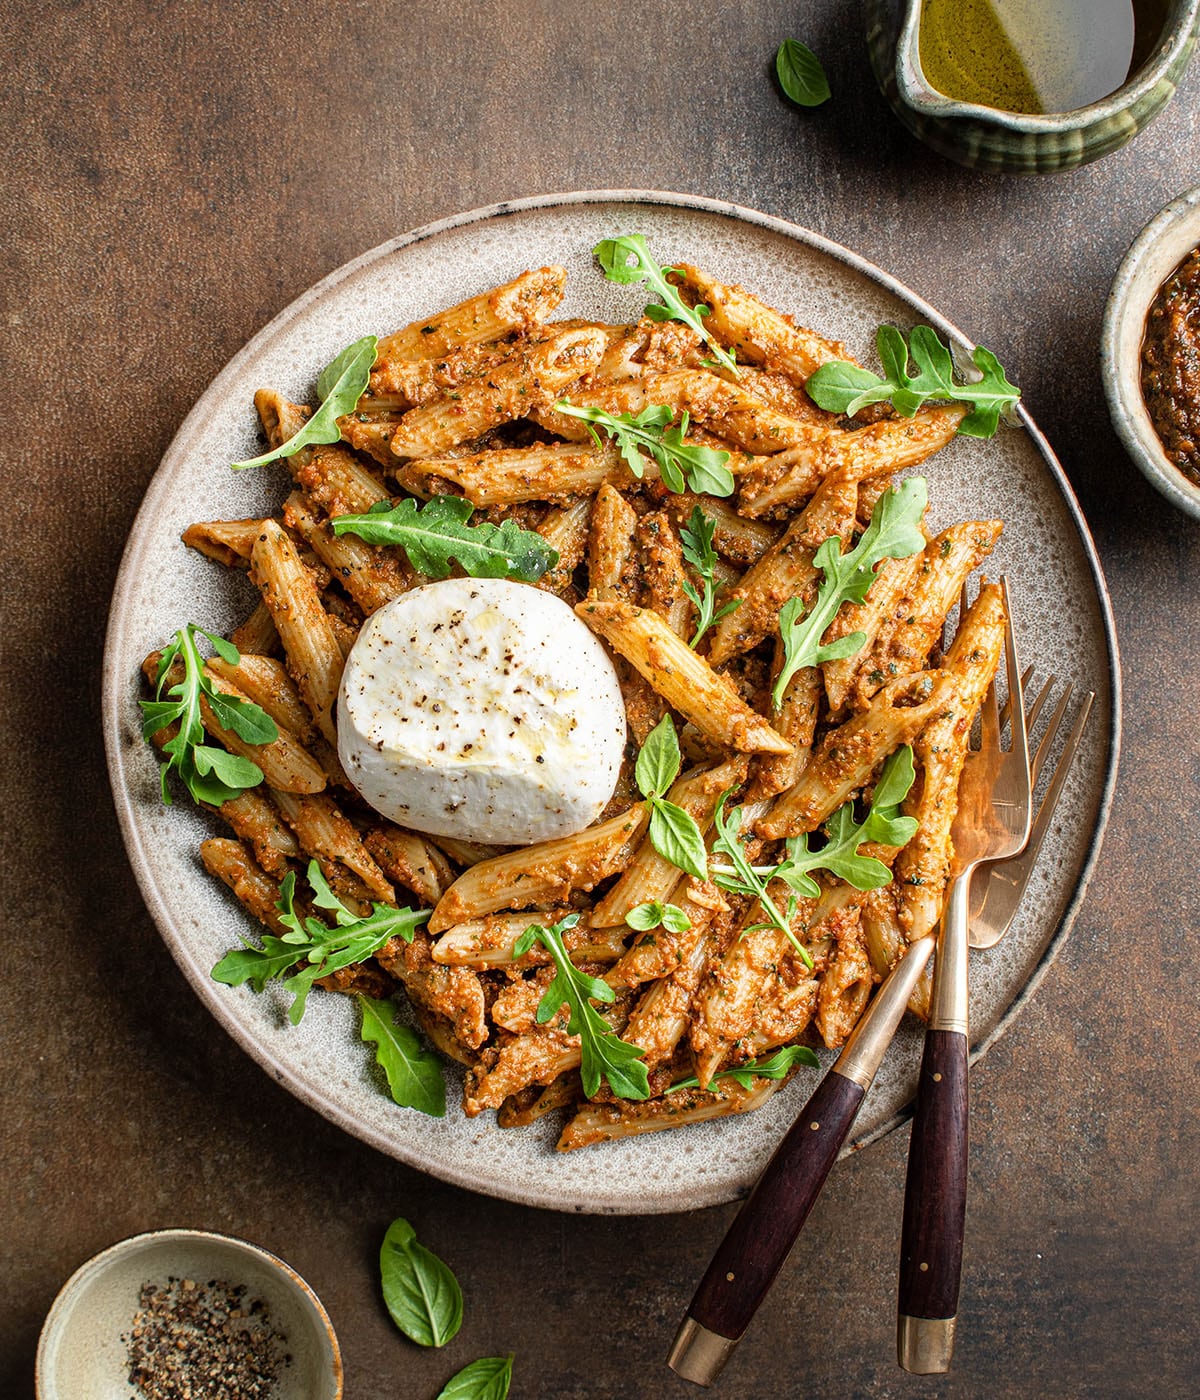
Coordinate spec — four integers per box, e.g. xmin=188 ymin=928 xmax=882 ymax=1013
xmin=36 ymin=1229 xmax=342 ymax=1400
xmin=1102 ymin=184 xmax=1200 ymax=521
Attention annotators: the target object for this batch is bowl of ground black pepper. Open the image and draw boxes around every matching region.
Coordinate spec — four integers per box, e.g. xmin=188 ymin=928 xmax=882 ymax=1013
xmin=1103 ymin=183 xmax=1200 ymax=521
xmin=35 ymin=1229 xmax=342 ymax=1400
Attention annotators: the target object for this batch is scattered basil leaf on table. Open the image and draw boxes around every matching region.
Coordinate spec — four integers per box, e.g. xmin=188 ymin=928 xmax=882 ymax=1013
xmin=513 ymin=913 xmax=650 ymax=1100
xmin=775 ymin=39 xmax=831 ymax=107
xmin=379 ymin=1217 xmax=463 ymax=1348
xmin=626 ymin=900 xmax=692 ymax=933
xmin=332 ymin=494 xmax=558 ymax=582
xmin=668 ymin=1043 xmax=821 ymax=1092
xmin=805 ymin=324 xmax=1020 ymax=438
xmin=140 ymin=623 xmax=278 ymax=806
xmin=772 ymin=476 xmax=928 ymax=709
xmin=358 ymin=994 xmax=446 ymax=1117
xmin=231 ymin=334 xmax=378 ymax=469
xmin=634 ymin=715 xmax=709 ymax=881
xmin=554 ymin=400 xmax=735 ymax=497
xmin=680 ymin=505 xmax=742 ymax=646
xmin=593 ymin=233 xmax=739 ymax=374
xmin=211 ymin=858 xmax=429 ymax=1026
xmin=436 ymin=1354 xmax=514 ymax=1400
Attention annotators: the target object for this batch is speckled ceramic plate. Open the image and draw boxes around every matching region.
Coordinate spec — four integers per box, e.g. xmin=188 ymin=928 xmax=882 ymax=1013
xmin=103 ymin=192 xmax=1119 ymax=1214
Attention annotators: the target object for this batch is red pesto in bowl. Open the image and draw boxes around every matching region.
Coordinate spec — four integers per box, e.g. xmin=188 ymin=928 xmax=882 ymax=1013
xmin=1141 ymin=243 xmax=1200 ymax=489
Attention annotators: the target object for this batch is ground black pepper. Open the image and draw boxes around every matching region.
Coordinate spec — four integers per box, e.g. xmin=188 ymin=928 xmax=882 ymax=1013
xmin=123 ymin=1275 xmax=290 ymax=1399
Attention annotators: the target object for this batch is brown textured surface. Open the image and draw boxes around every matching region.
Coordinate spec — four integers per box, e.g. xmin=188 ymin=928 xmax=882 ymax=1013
xmin=3 ymin=3 xmax=1197 ymax=1397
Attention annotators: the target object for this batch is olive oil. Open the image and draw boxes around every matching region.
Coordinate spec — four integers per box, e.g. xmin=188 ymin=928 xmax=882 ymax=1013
xmin=918 ymin=0 xmax=1167 ymax=115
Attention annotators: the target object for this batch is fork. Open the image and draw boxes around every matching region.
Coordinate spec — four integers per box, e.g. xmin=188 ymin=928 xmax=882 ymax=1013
xmin=897 ymin=577 xmax=1032 ymax=1373
xmin=969 ymin=674 xmax=1095 ymax=948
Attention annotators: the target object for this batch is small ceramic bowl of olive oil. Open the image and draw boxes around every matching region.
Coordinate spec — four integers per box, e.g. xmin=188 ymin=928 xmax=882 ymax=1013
xmin=1102 ymin=185 xmax=1200 ymax=521
xmin=866 ymin=0 xmax=1200 ymax=173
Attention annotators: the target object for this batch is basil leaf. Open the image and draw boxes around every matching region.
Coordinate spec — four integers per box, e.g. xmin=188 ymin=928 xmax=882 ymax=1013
xmin=332 ymin=494 xmax=557 ymax=583
xmin=379 ymin=1218 xmax=463 ymax=1348
xmin=634 ymin=714 xmax=682 ymax=799
xmin=358 ymin=996 xmax=446 ymax=1117
xmin=437 ymin=1356 xmax=514 ymax=1400
xmin=626 ymin=900 xmax=692 ymax=933
xmin=775 ymin=39 xmax=831 ymax=107
xmin=232 ymin=335 xmax=377 ymax=469
xmin=649 ymin=797 xmax=708 ymax=881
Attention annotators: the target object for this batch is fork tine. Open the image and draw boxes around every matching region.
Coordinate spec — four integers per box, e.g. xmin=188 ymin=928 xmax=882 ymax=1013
xmin=1030 ymin=691 xmax=1093 ymax=839
xmin=1000 ymin=577 xmax=1029 ymax=777
xmin=998 ymin=664 xmax=1036 ymax=730
xmin=1031 ymin=682 xmax=1072 ymax=786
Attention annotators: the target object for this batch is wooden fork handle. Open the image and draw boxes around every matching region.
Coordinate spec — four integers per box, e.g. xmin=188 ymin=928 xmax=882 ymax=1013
xmin=897 ymin=1026 xmax=969 ymax=1372
xmin=669 ymin=1070 xmax=865 ymax=1384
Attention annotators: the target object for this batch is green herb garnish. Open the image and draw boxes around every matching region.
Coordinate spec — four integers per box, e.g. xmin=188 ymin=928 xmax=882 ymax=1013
xmin=680 ymin=505 xmax=742 ymax=646
xmin=775 ymin=39 xmax=831 ymax=107
xmin=774 ymin=745 xmax=920 ymax=898
xmin=626 ymin=900 xmax=692 ymax=934
xmin=359 ymin=994 xmax=446 ymax=1118
xmin=332 ymin=494 xmax=558 ymax=582
xmin=513 ymin=913 xmax=650 ymax=1100
xmin=772 ymin=477 xmax=927 ymax=709
xmin=593 ymin=234 xmax=739 ymax=375
xmin=634 ymin=716 xmax=710 ymax=881
xmin=710 ymin=746 xmax=919 ymax=962
xmin=554 ymin=401 xmax=735 ymax=497
xmin=668 ymin=1043 xmax=821 ymax=1092
xmin=211 ymin=859 xmax=430 ymax=1028
xmin=709 ymin=792 xmax=811 ymax=964
xmin=140 ymin=624 xmax=279 ymax=806
xmin=806 ymin=325 xmax=1019 ymax=438
xmin=232 ymin=335 xmax=377 ymax=469
xmin=379 ymin=1217 xmax=463 ymax=1348
xmin=437 ymin=1355 xmax=514 ymax=1400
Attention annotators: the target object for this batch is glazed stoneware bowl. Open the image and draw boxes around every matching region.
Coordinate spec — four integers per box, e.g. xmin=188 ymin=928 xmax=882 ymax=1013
xmin=36 ymin=1229 xmax=342 ymax=1400
xmin=866 ymin=0 xmax=1200 ymax=173
xmin=103 ymin=191 xmax=1120 ymax=1214
xmin=1102 ymin=184 xmax=1200 ymax=520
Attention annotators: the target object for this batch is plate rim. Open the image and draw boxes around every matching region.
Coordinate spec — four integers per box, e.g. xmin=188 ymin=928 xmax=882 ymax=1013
xmin=102 ymin=188 xmax=1122 ymax=1212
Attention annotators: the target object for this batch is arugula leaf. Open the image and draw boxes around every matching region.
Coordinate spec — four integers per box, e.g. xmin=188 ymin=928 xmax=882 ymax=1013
xmin=555 ymin=400 xmax=735 ymax=497
xmin=232 ymin=335 xmax=377 ymax=469
xmin=140 ymin=624 xmax=279 ymax=806
xmin=680 ymin=505 xmax=742 ymax=646
xmin=331 ymin=495 xmax=557 ymax=582
xmin=513 ymin=914 xmax=650 ymax=1100
xmin=775 ymin=39 xmax=831 ymax=107
xmin=709 ymin=792 xmax=812 ymax=966
xmin=626 ymin=900 xmax=692 ymax=934
xmin=772 ymin=477 xmax=927 ymax=709
xmin=593 ymin=234 xmax=739 ymax=375
xmin=633 ymin=716 xmax=709 ymax=881
xmin=806 ymin=325 xmax=1019 ymax=438
xmin=668 ymin=1043 xmax=821 ymax=1092
xmin=211 ymin=860 xmax=429 ymax=1026
xmin=379 ymin=1218 xmax=463 ymax=1348
xmin=358 ymin=995 xmax=446 ymax=1117
xmin=437 ymin=1356 xmax=514 ymax=1400
xmin=777 ymin=746 xmax=920 ymax=898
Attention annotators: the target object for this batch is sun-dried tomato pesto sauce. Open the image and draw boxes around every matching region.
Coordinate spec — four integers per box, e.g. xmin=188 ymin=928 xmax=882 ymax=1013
xmin=1141 ymin=245 xmax=1200 ymax=489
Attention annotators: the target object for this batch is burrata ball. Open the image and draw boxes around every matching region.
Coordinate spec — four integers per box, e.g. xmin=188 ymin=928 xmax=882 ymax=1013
xmin=337 ymin=578 xmax=627 ymax=844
